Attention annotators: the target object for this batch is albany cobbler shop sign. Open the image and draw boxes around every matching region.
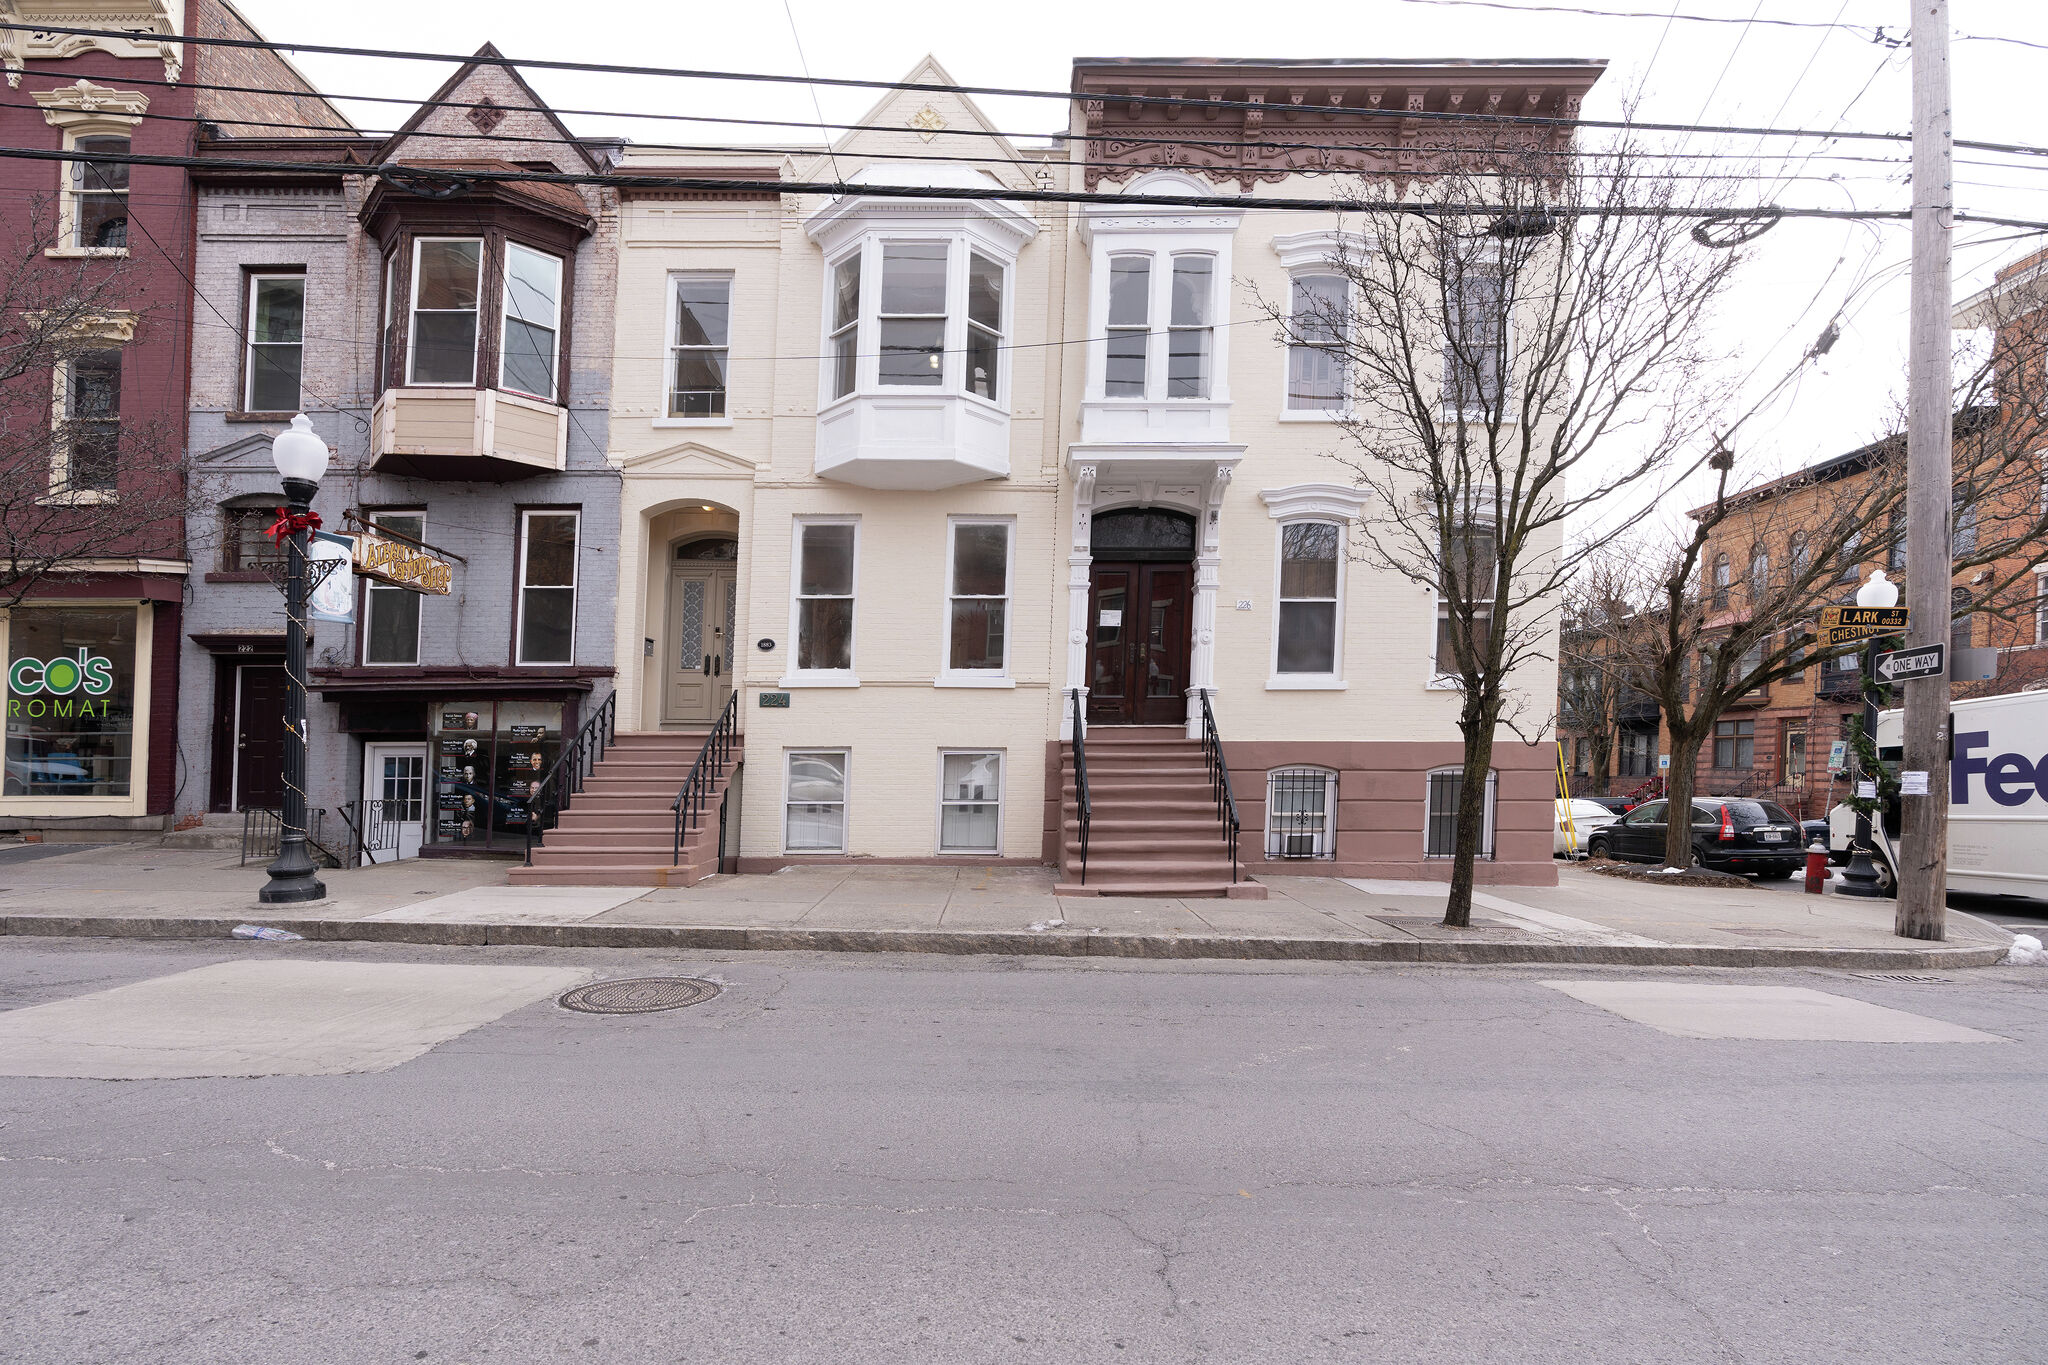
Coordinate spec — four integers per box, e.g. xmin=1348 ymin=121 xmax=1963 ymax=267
xmin=4 ymin=606 xmax=138 ymax=799
xmin=354 ymin=529 xmax=453 ymax=595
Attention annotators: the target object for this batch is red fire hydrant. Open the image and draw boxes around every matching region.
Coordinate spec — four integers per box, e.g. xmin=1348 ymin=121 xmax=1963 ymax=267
xmin=1805 ymin=840 xmax=1829 ymax=895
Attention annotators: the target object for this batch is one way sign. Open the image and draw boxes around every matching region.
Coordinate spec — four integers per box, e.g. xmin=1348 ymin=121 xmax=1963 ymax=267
xmin=1874 ymin=642 xmax=1946 ymax=683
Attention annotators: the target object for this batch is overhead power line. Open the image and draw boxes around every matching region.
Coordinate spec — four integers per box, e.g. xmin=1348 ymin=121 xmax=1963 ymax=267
xmin=9 ymin=20 xmax=2048 ymax=159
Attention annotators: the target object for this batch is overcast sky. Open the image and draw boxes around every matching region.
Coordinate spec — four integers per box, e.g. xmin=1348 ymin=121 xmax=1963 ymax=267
xmin=246 ymin=0 xmax=2047 ymax=532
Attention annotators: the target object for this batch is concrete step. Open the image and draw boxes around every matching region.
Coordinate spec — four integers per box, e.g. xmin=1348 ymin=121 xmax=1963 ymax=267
xmin=1054 ymin=880 xmax=1266 ymax=900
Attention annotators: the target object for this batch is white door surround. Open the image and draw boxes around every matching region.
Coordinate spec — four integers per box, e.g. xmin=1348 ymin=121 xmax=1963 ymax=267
xmin=362 ymin=742 xmax=428 ymax=861
xmin=1065 ymin=446 xmax=1242 ymax=739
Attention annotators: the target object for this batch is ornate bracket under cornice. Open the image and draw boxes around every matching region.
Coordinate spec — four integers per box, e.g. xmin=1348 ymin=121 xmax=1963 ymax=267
xmin=33 ymin=78 xmax=148 ymax=127
xmin=1 ymin=2 xmax=184 ymax=88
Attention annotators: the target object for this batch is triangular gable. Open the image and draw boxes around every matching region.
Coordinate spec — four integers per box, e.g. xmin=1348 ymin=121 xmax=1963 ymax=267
xmin=619 ymin=441 xmax=759 ymax=478
xmin=374 ymin=42 xmax=600 ymax=173
xmin=793 ymin=55 xmax=1034 ymax=192
xmin=193 ymin=432 xmax=285 ymax=469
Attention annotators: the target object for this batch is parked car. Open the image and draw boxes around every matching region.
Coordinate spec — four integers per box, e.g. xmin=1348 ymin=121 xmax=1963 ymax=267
xmin=1554 ymin=798 xmax=1622 ymax=858
xmin=1585 ymin=797 xmax=1807 ymax=877
xmin=1580 ymin=795 xmax=1635 ymax=816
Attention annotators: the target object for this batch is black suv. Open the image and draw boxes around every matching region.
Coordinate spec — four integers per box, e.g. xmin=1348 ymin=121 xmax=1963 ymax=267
xmin=1585 ymin=797 xmax=1806 ymax=877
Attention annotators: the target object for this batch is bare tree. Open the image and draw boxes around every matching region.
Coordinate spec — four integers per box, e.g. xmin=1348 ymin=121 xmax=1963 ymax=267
xmin=0 ymin=201 xmax=188 ymax=606
xmin=1576 ymin=285 xmax=2048 ymax=870
xmin=1559 ymin=555 xmax=1646 ymax=791
xmin=1259 ymin=134 xmax=1746 ymax=926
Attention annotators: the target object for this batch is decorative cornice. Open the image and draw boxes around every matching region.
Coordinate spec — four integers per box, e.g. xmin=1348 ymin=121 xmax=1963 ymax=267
xmin=1270 ymin=228 xmax=1369 ymax=272
xmin=1260 ymin=482 xmax=1370 ymax=522
xmin=32 ymin=78 xmax=149 ymax=127
xmin=1 ymin=4 xmax=184 ymax=88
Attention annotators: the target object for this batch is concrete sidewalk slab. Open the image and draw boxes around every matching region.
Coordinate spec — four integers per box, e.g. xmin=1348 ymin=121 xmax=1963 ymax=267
xmin=1543 ymin=980 xmax=2012 ymax=1043
xmin=0 ymin=960 xmax=589 ymax=1079
xmin=364 ymin=886 xmax=650 ymax=924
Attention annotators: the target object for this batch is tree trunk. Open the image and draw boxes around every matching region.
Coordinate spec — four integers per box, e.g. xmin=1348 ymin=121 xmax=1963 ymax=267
xmin=1443 ymin=696 xmax=1499 ymax=928
xmin=1661 ymin=730 xmax=1703 ymax=869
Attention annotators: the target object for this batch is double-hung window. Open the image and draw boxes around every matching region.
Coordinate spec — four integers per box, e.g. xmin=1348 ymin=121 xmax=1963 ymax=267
xmin=516 ymin=511 xmax=579 ymax=665
xmin=409 ymin=238 xmax=482 ymax=386
xmin=1267 ymin=768 xmax=1337 ymax=858
xmin=669 ymin=275 xmax=731 ymax=418
xmin=1713 ymin=718 xmax=1754 ymax=770
xmin=1425 ymin=767 xmax=1496 ymax=858
xmin=785 ymin=751 xmax=848 ymax=852
xmin=57 ymin=351 xmax=121 ymax=494
xmin=245 ymin=274 xmax=305 ymax=412
xmin=1105 ymin=254 xmax=1151 ymax=396
xmin=945 ymin=519 xmax=1010 ymax=677
xmin=1167 ymin=255 xmax=1215 ymax=398
xmin=500 ymin=243 xmax=562 ymax=400
xmin=363 ymin=510 xmax=425 ymax=666
xmin=828 ymin=254 xmax=861 ymax=399
xmin=1276 ymin=522 xmax=1341 ymax=675
xmin=878 ymin=243 xmax=948 ymax=386
xmin=1434 ymin=520 xmax=1497 ymax=677
xmin=793 ymin=520 xmax=857 ymax=675
xmin=938 ymin=751 xmax=1002 ymax=854
xmin=965 ymin=252 xmax=1003 ymax=400
xmin=1444 ymin=264 xmax=1506 ymax=411
xmin=1286 ymin=274 xmax=1347 ymax=411
xmin=69 ymin=135 xmax=129 ymax=250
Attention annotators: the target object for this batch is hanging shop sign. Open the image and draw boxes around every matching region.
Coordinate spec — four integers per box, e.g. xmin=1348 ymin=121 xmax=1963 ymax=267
xmin=308 ymin=530 xmax=356 ymax=623
xmin=353 ymin=530 xmax=453 ymax=595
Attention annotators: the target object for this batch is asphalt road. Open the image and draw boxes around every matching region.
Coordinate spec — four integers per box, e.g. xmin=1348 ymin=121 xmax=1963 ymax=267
xmin=2 ymin=939 xmax=2044 ymax=1364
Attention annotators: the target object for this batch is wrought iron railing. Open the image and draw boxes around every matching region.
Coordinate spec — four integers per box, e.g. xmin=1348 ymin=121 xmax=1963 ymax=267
xmin=1069 ymin=689 xmax=1092 ymax=885
xmin=715 ymin=761 xmax=743 ymax=877
xmin=673 ymin=690 xmax=740 ymax=866
xmin=240 ymin=806 xmax=330 ymax=867
xmin=522 ymin=691 xmax=617 ymax=865
xmin=1197 ymin=691 xmax=1241 ymax=884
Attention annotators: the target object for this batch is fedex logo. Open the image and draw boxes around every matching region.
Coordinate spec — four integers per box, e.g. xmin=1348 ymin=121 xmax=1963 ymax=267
xmin=1952 ymin=732 xmax=2048 ymax=806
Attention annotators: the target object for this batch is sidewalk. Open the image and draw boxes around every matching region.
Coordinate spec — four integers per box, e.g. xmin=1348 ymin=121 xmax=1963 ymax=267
xmin=0 ymin=844 xmax=2014 ymax=969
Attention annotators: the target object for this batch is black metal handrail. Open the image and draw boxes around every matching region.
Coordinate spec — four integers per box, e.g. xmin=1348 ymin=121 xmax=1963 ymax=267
xmin=716 ymin=760 xmax=743 ymax=876
xmin=1197 ymin=691 xmax=1241 ymax=884
xmin=522 ymin=690 xmax=617 ymax=865
xmin=1069 ymin=689 xmax=1091 ymax=885
xmin=673 ymin=690 xmax=741 ymax=866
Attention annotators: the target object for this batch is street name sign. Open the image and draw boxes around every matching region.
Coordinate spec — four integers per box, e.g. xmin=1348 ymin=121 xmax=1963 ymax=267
xmin=1818 ymin=604 xmax=1909 ymax=647
xmin=1874 ymin=642 xmax=1945 ymax=683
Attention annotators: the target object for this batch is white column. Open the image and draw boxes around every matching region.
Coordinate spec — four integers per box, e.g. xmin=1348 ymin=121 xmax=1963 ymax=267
xmin=1184 ymin=465 xmax=1232 ymax=738
xmin=1061 ymin=465 xmax=1098 ymax=740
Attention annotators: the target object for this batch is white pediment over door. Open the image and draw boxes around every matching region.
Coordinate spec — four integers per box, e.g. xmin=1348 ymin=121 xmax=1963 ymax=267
xmin=618 ymin=441 xmax=759 ymax=479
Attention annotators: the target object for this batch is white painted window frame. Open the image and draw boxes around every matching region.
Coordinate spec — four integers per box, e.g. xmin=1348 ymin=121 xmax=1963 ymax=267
xmin=783 ymin=748 xmax=850 ymax=854
xmin=935 ymin=749 xmax=1004 ymax=855
xmin=938 ymin=516 xmax=1015 ymax=687
xmin=1428 ymin=507 xmax=1498 ymax=690
xmin=658 ymin=270 xmax=734 ymax=427
xmin=1280 ymin=270 xmax=1351 ymax=419
xmin=1423 ymin=765 xmax=1497 ymax=860
xmin=1438 ymin=244 xmax=1513 ymax=423
xmin=407 ymin=235 xmax=483 ymax=388
xmin=1268 ymin=518 xmax=1346 ymax=688
xmin=361 ymin=509 xmax=427 ymax=667
xmin=498 ymin=241 xmax=563 ymax=402
xmin=514 ymin=508 xmax=580 ymax=667
xmin=1265 ymin=766 xmax=1338 ymax=859
xmin=783 ymin=516 xmax=860 ymax=687
xmin=2035 ymin=569 xmax=2048 ymax=647
xmin=816 ymin=230 xmax=1016 ymax=414
xmin=243 ymin=272 xmax=305 ymax=413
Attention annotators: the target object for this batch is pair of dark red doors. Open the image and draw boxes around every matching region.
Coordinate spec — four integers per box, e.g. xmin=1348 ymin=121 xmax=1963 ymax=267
xmin=1087 ymin=561 xmax=1191 ymax=727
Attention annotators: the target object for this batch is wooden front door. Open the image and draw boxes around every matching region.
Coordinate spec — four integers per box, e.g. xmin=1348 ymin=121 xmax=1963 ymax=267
xmin=1087 ymin=561 xmax=1192 ymax=726
xmin=233 ymin=664 xmax=288 ymax=810
xmin=665 ymin=563 xmax=737 ymax=724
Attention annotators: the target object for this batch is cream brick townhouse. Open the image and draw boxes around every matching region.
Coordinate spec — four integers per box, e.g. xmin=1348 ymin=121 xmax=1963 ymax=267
xmin=517 ymin=55 xmax=1602 ymax=893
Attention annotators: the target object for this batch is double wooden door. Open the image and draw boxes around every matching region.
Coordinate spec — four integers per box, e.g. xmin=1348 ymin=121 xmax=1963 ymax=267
xmin=1087 ymin=561 xmax=1192 ymax=726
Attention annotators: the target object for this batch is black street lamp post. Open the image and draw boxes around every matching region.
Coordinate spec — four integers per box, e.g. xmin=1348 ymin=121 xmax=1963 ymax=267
xmin=1837 ymin=570 xmax=1900 ymax=900
xmin=259 ymin=415 xmax=331 ymax=905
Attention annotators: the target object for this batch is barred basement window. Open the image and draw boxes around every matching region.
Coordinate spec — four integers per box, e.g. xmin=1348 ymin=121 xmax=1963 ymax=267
xmin=1424 ymin=766 xmax=1496 ymax=859
xmin=1266 ymin=768 xmax=1336 ymax=859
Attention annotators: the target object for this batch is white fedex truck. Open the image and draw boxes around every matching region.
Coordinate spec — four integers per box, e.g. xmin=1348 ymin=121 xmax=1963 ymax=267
xmin=1830 ymin=690 xmax=2048 ymax=900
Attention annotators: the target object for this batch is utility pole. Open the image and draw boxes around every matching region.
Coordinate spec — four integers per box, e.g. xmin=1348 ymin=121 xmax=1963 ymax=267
xmin=1897 ymin=0 xmax=1952 ymax=939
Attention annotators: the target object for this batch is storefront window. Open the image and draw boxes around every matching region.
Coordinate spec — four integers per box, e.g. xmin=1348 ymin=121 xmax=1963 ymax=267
xmin=5 ymin=607 xmax=137 ymax=798
xmin=430 ymin=699 xmax=563 ymax=848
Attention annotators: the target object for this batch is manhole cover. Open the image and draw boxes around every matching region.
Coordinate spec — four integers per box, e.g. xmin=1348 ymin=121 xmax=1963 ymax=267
xmin=1850 ymin=973 xmax=1950 ymax=984
xmin=558 ymin=977 xmax=720 ymax=1014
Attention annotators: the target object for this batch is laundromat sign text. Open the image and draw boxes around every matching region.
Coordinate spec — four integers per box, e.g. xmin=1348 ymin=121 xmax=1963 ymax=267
xmin=9 ymin=648 xmax=117 ymax=717
xmin=354 ymin=531 xmax=452 ymax=595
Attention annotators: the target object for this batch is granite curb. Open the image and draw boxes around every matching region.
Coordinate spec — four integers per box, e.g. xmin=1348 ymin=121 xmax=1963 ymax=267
xmin=0 ymin=913 xmax=2012 ymax=969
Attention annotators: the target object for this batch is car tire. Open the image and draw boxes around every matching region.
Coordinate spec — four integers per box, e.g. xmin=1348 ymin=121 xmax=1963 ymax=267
xmin=1873 ymin=852 xmax=1897 ymax=897
xmin=1586 ymin=835 xmax=1610 ymax=861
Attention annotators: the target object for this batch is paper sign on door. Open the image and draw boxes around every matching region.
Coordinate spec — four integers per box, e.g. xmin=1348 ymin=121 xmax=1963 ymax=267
xmin=1100 ymin=609 xmax=1123 ymax=627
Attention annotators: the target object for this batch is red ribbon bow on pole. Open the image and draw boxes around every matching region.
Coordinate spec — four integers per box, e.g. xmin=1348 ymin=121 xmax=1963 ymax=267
xmin=264 ymin=507 xmax=323 ymax=542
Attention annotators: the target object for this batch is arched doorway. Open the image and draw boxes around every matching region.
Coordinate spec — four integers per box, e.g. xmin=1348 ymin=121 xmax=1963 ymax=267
xmin=1087 ymin=508 xmax=1196 ymax=726
xmin=664 ymin=535 xmax=738 ymax=724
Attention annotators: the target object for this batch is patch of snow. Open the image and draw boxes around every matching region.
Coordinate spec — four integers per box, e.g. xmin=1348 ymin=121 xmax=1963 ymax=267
xmin=1027 ymin=919 xmax=1068 ymax=933
xmin=2006 ymin=934 xmax=2044 ymax=966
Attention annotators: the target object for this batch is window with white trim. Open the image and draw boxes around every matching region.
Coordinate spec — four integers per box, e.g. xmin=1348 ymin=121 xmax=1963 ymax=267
xmin=1425 ymin=766 xmax=1496 ymax=859
xmin=2035 ymin=571 xmax=2048 ymax=646
xmin=53 ymin=350 xmax=121 ymax=496
xmin=245 ymin=274 xmax=304 ymax=412
xmin=945 ymin=519 xmax=1010 ymax=675
xmin=822 ymin=237 xmax=1012 ymax=405
xmin=1434 ymin=519 xmax=1497 ymax=677
xmin=1105 ymin=253 xmax=1150 ymax=397
xmin=669 ymin=275 xmax=731 ymax=418
xmin=785 ymin=750 xmax=848 ymax=852
xmin=1286 ymin=273 xmax=1347 ymax=411
xmin=938 ymin=751 xmax=1002 ymax=853
xmin=793 ymin=520 xmax=857 ymax=674
xmin=1276 ymin=521 xmax=1341 ymax=675
xmin=408 ymin=237 xmax=482 ymax=386
xmin=1267 ymin=767 xmax=1337 ymax=859
xmin=828 ymin=253 xmax=860 ymax=399
xmin=879 ymin=242 xmax=948 ymax=387
xmin=516 ymin=510 xmax=579 ymax=665
xmin=500 ymin=242 xmax=562 ymax=400
xmin=68 ymin=134 xmax=129 ymax=250
xmin=1167 ymin=254 xmax=1215 ymax=398
xmin=362 ymin=510 xmax=425 ymax=666
xmin=1444 ymin=264 xmax=1505 ymax=410
xmin=1093 ymin=249 xmax=1222 ymax=402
